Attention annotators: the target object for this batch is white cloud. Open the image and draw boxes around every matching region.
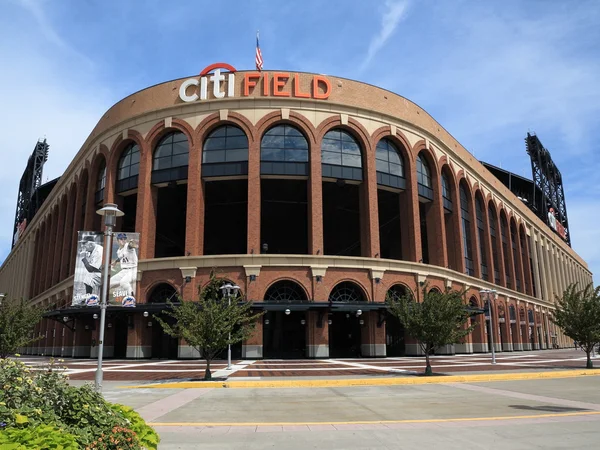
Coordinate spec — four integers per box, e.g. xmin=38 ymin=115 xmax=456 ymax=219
xmin=360 ymin=0 xmax=409 ymax=71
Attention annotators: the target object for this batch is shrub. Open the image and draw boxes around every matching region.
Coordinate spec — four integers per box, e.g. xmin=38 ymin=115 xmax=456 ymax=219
xmin=86 ymin=426 xmax=139 ymax=450
xmin=0 ymin=358 xmax=159 ymax=449
xmin=0 ymin=423 xmax=79 ymax=449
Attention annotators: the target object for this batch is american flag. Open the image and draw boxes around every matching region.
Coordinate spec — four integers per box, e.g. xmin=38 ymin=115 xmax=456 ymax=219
xmin=255 ymin=31 xmax=263 ymax=71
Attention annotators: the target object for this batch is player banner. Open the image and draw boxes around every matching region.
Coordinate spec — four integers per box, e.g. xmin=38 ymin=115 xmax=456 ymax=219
xmin=72 ymin=231 xmax=104 ymax=306
xmin=109 ymin=232 xmax=139 ymax=307
xmin=72 ymin=231 xmax=140 ymax=307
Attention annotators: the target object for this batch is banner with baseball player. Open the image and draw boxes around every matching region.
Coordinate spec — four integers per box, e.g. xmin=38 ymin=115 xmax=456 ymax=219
xmin=109 ymin=232 xmax=139 ymax=307
xmin=72 ymin=231 xmax=104 ymax=306
xmin=72 ymin=231 xmax=140 ymax=307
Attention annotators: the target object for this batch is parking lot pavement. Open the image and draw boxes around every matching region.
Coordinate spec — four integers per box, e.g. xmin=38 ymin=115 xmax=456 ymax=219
xmin=96 ymin=376 xmax=600 ymax=449
xmin=17 ymin=349 xmax=600 ymax=381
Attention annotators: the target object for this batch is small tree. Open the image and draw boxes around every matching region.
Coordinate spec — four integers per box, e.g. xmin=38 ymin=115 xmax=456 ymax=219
xmin=552 ymin=283 xmax=600 ymax=369
xmin=387 ymin=285 xmax=475 ymax=375
xmin=0 ymin=296 xmax=44 ymax=358
xmin=155 ymin=273 xmax=263 ymax=380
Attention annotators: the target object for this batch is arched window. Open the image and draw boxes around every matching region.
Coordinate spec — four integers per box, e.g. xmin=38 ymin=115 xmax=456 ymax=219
xmin=260 ymin=124 xmax=309 ymax=175
xmin=387 ymin=284 xmax=410 ymax=302
xmin=321 ymin=129 xmax=363 ymax=181
xmin=441 ymin=172 xmax=452 ymax=211
xmin=264 ymin=280 xmax=308 ymax=302
xmin=500 ymin=215 xmax=511 ymax=289
xmin=520 ymin=227 xmax=533 ymax=295
xmin=375 ymin=139 xmax=405 ymax=189
xmin=488 ymin=205 xmax=501 ymax=285
xmin=95 ymin=160 xmax=106 ymax=204
xmin=116 ymin=143 xmax=140 ymax=193
xmin=528 ymin=309 xmax=534 ymax=324
xmin=511 ymin=222 xmax=521 ymax=292
xmin=460 ymin=184 xmax=474 ymax=276
xmin=152 ymin=132 xmax=189 ymax=184
xmin=148 ymin=283 xmax=177 ymax=304
xmin=329 ymin=282 xmax=366 ymax=303
xmin=509 ymin=304 xmax=516 ymax=321
xmin=202 ymin=125 xmax=248 ymax=177
xmin=475 ymin=196 xmax=487 ymax=280
xmin=416 ymin=154 xmax=433 ymax=200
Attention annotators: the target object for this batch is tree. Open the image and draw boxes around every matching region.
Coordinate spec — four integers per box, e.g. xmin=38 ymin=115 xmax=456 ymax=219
xmin=154 ymin=273 xmax=263 ymax=380
xmin=552 ymin=283 xmax=600 ymax=369
xmin=0 ymin=296 xmax=44 ymax=358
xmin=387 ymin=286 xmax=475 ymax=375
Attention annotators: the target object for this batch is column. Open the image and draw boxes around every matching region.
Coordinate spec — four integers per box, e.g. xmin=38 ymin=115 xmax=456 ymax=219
xmin=530 ymin=233 xmax=543 ymax=300
xmin=308 ymin=134 xmax=323 ymax=255
xmin=136 ymin=141 xmax=157 ymax=259
xmin=361 ymin=141 xmax=380 ymax=258
xmin=247 ymin=132 xmax=260 ymax=254
xmin=185 ymin=138 xmax=203 ymax=256
xmin=60 ymin=192 xmax=76 ymax=280
xmin=52 ymin=201 xmax=66 ymax=285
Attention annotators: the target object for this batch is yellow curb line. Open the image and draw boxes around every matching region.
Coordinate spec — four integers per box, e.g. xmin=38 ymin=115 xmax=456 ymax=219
xmin=123 ymin=369 xmax=600 ymax=389
xmin=148 ymin=410 xmax=600 ymax=427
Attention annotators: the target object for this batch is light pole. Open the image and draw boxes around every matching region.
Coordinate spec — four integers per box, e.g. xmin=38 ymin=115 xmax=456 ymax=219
xmin=219 ymin=282 xmax=240 ymax=370
xmin=480 ymin=289 xmax=497 ymax=365
xmin=95 ymin=203 xmax=124 ymax=392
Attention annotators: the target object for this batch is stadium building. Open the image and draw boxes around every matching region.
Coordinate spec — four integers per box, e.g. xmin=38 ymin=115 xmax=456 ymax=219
xmin=0 ymin=64 xmax=592 ymax=360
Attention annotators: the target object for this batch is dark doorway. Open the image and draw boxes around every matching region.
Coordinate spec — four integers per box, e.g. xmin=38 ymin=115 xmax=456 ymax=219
xmin=328 ymin=312 xmax=361 ymax=358
xmin=215 ymin=341 xmax=243 ymax=360
xmin=112 ymin=315 xmax=129 ymax=359
xmin=204 ymin=180 xmax=248 ymax=255
xmin=378 ymin=188 xmax=402 ymax=260
xmin=263 ymin=311 xmax=307 ymax=358
xmin=322 ymin=181 xmax=361 ymax=256
xmin=419 ymin=202 xmax=430 ymax=264
xmin=155 ymin=184 xmax=187 ymax=258
xmin=261 ymin=179 xmax=308 ymax=254
xmin=120 ymin=194 xmax=137 ymax=233
xmin=151 ymin=316 xmax=179 ymax=359
xmin=386 ymin=314 xmax=405 ymax=356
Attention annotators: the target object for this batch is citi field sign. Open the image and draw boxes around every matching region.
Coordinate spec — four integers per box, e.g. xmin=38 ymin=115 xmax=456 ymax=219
xmin=178 ymin=62 xmax=332 ymax=103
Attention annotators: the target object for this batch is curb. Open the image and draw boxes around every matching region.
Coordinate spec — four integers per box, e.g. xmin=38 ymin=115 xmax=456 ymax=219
xmin=124 ymin=369 xmax=600 ymax=389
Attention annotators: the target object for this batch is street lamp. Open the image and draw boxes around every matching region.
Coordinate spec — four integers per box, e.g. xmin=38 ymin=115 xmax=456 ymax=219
xmin=219 ymin=282 xmax=240 ymax=370
xmin=480 ymin=289 xmax=498 ymax=365
xmin=94 ymin=203 xmax=124 ymax=392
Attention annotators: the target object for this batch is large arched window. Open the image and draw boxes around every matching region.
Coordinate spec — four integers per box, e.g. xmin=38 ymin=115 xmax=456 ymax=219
xmin=321 ymin=129 xmax=362 ymax=181
xmin=520 ymin=227 xmax=533 ymax=295
xmin=511 ymin=222 xmax=521 ymax=292
xmin=95 ymin=160 xmax=106 ymax=204
xmin=202 ymin=125 xmax=248 ymax=177
xmin=460 ymin=184 xmax=474 ymax=276
xmin=264 ymin=280 xmax=308 ymax=302
xmin=375 ymin=139 xmax=405 ymax=189
xmin=488 ymin=205 xmax=501 ymax=285
xmin=509 ymin=304 xmax=516 ymax=322
xmin=329 ymin=282 xmax=366 ymax=303
xmin=500 ymin=215 xmax=511 ymax=289
xmin=386 ymin=284 xmax=411 ymax=302
xmin=116 ymin=143 xmax=140 ymax=193
xmin=152 ymin=132 xmax=189 ymax=184
xmin=416 ymin=154 xmax=433 ymax=200
xmin=261 ymin=124 xmax=309 ymax=176
xmin=475 ymin=196 xmax=488 ymax=280
xmin=148 ymin=283 xmax=177 ymax=303
xmin=441 ymin=172 xmax=452 ymax=211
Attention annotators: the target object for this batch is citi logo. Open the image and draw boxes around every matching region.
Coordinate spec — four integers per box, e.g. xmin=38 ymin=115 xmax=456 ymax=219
xmin=179 ymin=63 xmax=236 ymax=102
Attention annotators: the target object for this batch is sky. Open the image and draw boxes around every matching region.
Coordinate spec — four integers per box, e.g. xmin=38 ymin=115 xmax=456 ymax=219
xmin=1 ymin=0 xmax=599 ymax=284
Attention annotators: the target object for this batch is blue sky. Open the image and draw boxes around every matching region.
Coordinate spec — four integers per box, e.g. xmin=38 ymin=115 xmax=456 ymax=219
xmin=1 ymin=0 xmax=599 ymax=284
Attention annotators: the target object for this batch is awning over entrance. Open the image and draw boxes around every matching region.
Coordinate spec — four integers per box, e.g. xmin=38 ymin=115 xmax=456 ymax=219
xmin=251 ymin=301 xmax=388 ymax=312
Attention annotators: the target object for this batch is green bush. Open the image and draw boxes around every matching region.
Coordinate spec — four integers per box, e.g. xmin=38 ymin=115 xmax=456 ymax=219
xmin=0 ymin=358 xmax=159 ymax=449
xmin=0 ymin=424 xmax=79 ymax=449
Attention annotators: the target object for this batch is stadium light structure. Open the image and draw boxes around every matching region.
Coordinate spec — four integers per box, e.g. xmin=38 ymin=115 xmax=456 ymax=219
xmin=220 ymin=282 xmax=240 ymax=370
xmin=94 ymin=203 xmax=124 ymax=392
xmin=480 ymin=289 xmax=498 ymax=365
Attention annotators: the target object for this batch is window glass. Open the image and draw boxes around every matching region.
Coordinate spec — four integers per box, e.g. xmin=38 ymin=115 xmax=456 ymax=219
xmin=261 ymin=125 xmax=309 ymax=162
xmin=375 ymin=139 xmax=404 ymax=178
xmin=321 ymin=129 xmax=363 ymax=169
xmin=203 ymin=125 xmax=248 ymax=164
xmin=153 ymin=132 xmax=189 ymax=171
xmin=416 ymin=154 xmax=431 ymax=188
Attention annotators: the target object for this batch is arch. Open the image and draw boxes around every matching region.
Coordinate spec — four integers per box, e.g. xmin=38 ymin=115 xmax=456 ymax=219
xmin=329 ymin=281 xmax=367 ymax=303
xmin=428 ymin=286 xmax=442 ymax=294
xmin=519 ymin=224 xmax=533 ymax=295
xmin=509 ymin=304 xmax=517 ymax=321
xmin=261 ymin=123 xmax=309 ymax=176
xmin=151 ymin=131 xmax=189 ymax=184
xmin=146 ymin=118 xmax=195 ymax=152
xmin=371 ymin=126 xmax=414 ymax=166
xmin=202 ymin=124 xmax=249 ymax=177
xmin=264 ymin=279 xmax=309 ymax=302
xmin=147 ymin=282 xmax=177 ymax=304
xmin=316 ymin=116 xmax=371 ymax=156
xmin=321 ymin=128 xmax=364 ymax=181
xmin=416 ymin=152 xmax=433 ymax=197
xmin=499 ymin=210 xmax=512 ymax=289
xmin=488 ymin=200 xmax=501 ymax=285
xmin=474 ymin=190 xmax=489 ymax=281
xmin=91 ymin=153 xmax=107 ymax=205
xmin=441 ymin=164 xmax=460 ymax=272
xmin=255 ymin=110 xmax=317 ymax=144
xmin=510 ymin=217 xmax=523 ymax=292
